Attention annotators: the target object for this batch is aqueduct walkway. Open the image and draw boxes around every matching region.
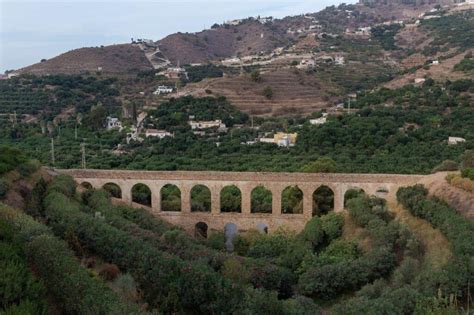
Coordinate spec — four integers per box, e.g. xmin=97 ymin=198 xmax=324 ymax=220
xmin=58 ymin=169 xmax=425 ymax=233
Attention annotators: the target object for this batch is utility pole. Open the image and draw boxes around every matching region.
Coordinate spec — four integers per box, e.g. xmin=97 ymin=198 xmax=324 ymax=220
xmin=348 ymin=98 xmax=351 ymax=115
xmin=12 ymin=111 xmax=17 ymax=126
xmin=50 ymin=138 xmax=55 ymax=166
xmin=75 ymin=124 xmax=78 ymax=140
xmin=81 ymin=142 xmax=86 ymax=169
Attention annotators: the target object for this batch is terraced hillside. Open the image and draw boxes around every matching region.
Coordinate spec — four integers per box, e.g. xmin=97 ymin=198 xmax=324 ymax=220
xmin=180 ymin=69 xmax=337 ymax=116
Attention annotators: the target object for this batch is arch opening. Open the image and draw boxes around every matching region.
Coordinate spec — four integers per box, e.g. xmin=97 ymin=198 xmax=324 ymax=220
xmin=195 ymin=222 xmax=208 ymax=239
xmin=344 ymin=188 xmax=365 ymax=207
xmin=281 ymin=185 xmax=303 ymax=214
xmin=220 ymin=185 xmax=242 ymax=213
xmin=376 ymin=187 xmax=389 ymax=198
xmin=131 ymin=183 xmax=152 ymax=207
xmin=191 ymin=185 xmax=211 ymax=212
xmin=161 ymin=184 xmax=181 ymax=212
xmin=251 ymin=186 xmax=272 ymax=214
xmin=103 ymin=183 xmax=122 ymax=199
xmin=313 ymin=185 xmax=334 ymax=216
xmin=80 ymin=182 xmax=92 ymax=190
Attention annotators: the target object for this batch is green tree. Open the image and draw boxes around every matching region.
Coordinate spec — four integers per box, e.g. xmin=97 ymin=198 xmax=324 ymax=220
xmin=301 ymin=157 xmax=337 ymax=173
xmin=250 ymin=70 xmax=262 ymax=82
xmin=263 ymin=86 xmax=273 ymax=99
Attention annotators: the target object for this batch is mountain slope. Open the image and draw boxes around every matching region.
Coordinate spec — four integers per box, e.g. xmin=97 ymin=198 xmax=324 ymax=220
xmin=17 ymin=44 xmax=153 ymax=76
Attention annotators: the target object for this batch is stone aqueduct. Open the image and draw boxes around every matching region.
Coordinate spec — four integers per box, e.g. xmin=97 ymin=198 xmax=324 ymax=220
xmin=59 ymin=169 xmax=425 ymax=234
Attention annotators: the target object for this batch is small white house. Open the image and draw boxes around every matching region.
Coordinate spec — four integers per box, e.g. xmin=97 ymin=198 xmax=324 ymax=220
xmin=297 ymin=59 xmax=316 ymax=69
xmin=448 ymin=137 xmax=466 ymax=145
xmin=106 ymin=116 xmax=123 ymax=131
xmin=145 ymin=129 xmax=173 ymax=139
xmin=431 ymin=60 xmax=440 ymax=65
xmin=153 ymin=86 xmax=173 ymax=95
xmin=335 ymin=56 xmax=345 ymax=66
xmin=414 ymin=78 xmax=426 ymax=85
xmin=310 ymin=113 xmax=328 ymax=125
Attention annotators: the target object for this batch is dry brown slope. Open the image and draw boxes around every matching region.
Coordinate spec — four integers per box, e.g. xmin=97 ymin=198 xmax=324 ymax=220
xmin=18 ymin=44 xmax=153 ymax=76
xmin=384 ymin=51 xmax=471 ymax=88
xmin=158 ymin=20 xmax=290 ymax=65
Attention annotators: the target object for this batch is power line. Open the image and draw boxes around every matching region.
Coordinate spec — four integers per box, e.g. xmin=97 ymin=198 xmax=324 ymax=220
xmin=81 ymin=142 xmax=86 ymax=169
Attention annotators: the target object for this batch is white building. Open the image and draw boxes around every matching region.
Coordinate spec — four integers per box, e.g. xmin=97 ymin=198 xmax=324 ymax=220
xmin=153 ymin=85 xmax=173 ymax=95
xmin=106 ymin=117 xmax=123 ymax=131
xmin=145 ymin=129 xmax=173 ymax=139
xmin=189 ymin=120 xmax=226 ymax=130
xmin=310 ymin=113 xmax=328 ymax=125
xmin=335 ymin=56 xmax=345 ymax=66
xmin=414 ymin=78 xmax=426 ymax=85
xmin=258 ymin=132 xmax=298 ymax=148
xmin=448 ymin=137 xmax=466 ymax=145
xmin=297 ymin=59 xmax=316 ymax=69
xmin=431 ymin=60 xmax=440 ymax=65
xmin=225 ymin=19 xmax=242 ymax=26
xmin=258 ymin=16 xmax=273 ymax=24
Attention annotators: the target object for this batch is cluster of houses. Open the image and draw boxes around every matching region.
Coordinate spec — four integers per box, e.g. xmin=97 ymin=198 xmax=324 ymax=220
xmin=345 ymin=26 xmax=372 ymax=38
xmin=157 ymin=66 xmax=188 ymax=80
xmin=297 ymin=55 xmax=345 ymax=69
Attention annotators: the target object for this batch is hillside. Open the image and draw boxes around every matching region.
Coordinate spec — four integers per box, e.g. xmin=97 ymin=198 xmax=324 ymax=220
xmin=177 ymin=69 xmax=335 ymax=116
xmin=8 ymin=2 xmax=474 ymax=116
xmin=17 ymin=44 xmax=153 ymax=76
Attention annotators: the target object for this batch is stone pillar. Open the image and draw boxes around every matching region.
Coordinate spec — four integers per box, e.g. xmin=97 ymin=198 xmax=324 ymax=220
xmin=333 ymin=186 xmax=345 ymax=212
xmin=241 ymin=185 xmax=252 ymax=214
xmin=211 ymin=186 xmax=221 ymax=214
xmin=121 ymin=183 xmax=132 ymax=205
xmin=302 ymin=187 xmax=314 ymax=218
xmin=181 ymin=185 xmax=191 ymax=213
xmin=271 ymin=186 xmax=283 ymax=215
xmin=151 ymin=186 xmax=161 ymax=213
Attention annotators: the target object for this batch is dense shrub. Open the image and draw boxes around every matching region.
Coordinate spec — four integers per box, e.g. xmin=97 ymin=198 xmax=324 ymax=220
xmin=43 ymin=188 xmax=245 ymax=313
xmin=320 ymin=212 xmax=344 ymax=242
xmin=298 ymin=194 xmax=406 ymax=299
xmin=0 ymin=241 xmax=48 ymax=314
xmin=461 ymin=167 xmax=474 ymax=180
xmin=0 ymin=203 xmax=142 ymax=314
xmin=0 ymin=178 xmax=8 ymax=199
xmin=0 ymin=146 xmax=28 ymax=175
xmin=432 ymin=159 xmax=458 ymax=172
xmin=397 ymin=185 xmax=474 ymax=300
xmin=446 ymin=173 xmax=474 ymax=192
xmin=46 ymin=174 xmax=77 ymax=197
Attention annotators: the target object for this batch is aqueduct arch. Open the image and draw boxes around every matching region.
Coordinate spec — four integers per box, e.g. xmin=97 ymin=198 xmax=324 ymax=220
xmin=59 ymin=169 xmax=424 ymax=233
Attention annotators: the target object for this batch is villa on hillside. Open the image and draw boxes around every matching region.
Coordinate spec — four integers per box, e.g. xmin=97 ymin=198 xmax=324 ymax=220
xmin=106 ymin=116 xmax=123 ymax=131
xmin=145 ymin=129 xmax=173 ymax=139
xmin=159 ymin=67 xmax=188 ymax=79
xmin=189 ymin=120 xmax=227 ymax=132
xmin=259 ymin=132 xmax=298 ymax=148
xmin=310 ymin=113 xmax=328 ymax=125
xmin=153 ymin=86 xmax=173 ymax=95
